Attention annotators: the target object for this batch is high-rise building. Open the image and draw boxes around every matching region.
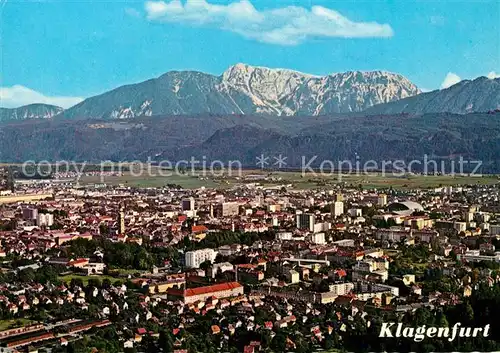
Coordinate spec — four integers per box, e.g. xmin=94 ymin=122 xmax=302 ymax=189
xmin=453 ymin=222 xmax=467 ymax=233
xmin=313 ymin=222 xmax=331 ymax=233
xmin=182 ymin=197 xmax=195 ymax=211
xmin=378 ymin=194 xmax=388 ymax=207
xmin=331 ymin=201 xmax=344 ymax=217
xmin=349 ymin=208 xmax=363 ymax=217
xmin=22 ymin=207 xmax=38 ymax=221
xmin=464 ymin=211 xmax=474 ymax=223
xmin=490 ymin=224 xmax=500 ymax=236
xmin=296 ymin=213 xmax=315 ymax=232
xmin=185 ymin=248 xmax=217 ymax=268
xmin=305 ymin=197 xmax=315 ymax=207
xmin=309 ymin=232 xmax=326 ymax=245
xmin=118 ymin=208 xmax=125 ymax=234
xmin=37 ymin=213 xmax=54 ymax=227
xmin=213 ymin=202 xmax=239 ymax=217
xmin=267 ymin=204 xmax=281 ymax=213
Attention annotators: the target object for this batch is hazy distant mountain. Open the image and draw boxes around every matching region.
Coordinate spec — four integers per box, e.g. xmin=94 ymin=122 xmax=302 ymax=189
xmin=366 ymin=77 xmax=500 ymax=115
xmin=167 ymin=112 xmax=500 ymax=169
xmin=59 ymin=64 xmax=420 ymax=119
xmin=0 ymin=103 xmax=63 ymax=122
xmin=2 ymin=111 xmax=500 ymax=173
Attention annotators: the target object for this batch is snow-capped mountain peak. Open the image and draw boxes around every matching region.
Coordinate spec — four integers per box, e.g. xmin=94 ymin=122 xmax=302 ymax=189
xmin=60 ymin=64 xmax=422 ymax=119
xmin=220 ymin=64 xmax=420 ymax=115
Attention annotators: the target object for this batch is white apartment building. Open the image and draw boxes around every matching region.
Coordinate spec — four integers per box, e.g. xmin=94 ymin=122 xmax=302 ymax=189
xmin=348 ymin=208 xmax=363 ymax=217
xmin=208 ymin=262 xmax=234 ymax=278
xmin=457 ymin=250 xmax=500 ymax=263
xmin=37 ymin=213 xmax=54 ymax=227
xmin=214 ymin=202 xmax=239 ymax=217
xmin=377 ymin=194 xmax=388 ymax=206
xmin=276 ymin=232 xmax=293 ymax=241
xmin=454 ymin=222 xmax=467 ymax=233
xmin=185 ymin=248 xmax=217 ymax=268
xmin=313 ymin=222 xmax=331 ymax=233
xmin=309 ymin=232 xmax=326 ymax=245
xmin=332 ymin=201 xmax=344 ymax=217
xmin=489 ymin=224 xmax=500 ymax=236
xmin=328 ymin=282 xmax=354 ymax=296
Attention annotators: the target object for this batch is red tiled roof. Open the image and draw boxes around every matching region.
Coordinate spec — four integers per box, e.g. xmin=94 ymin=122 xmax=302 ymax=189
xmin=244 ymin=346 xmax=255 ymax=353
xmin=68 ymin=258 xmax=89 ymax=266
xmin=182 ymin=282 xmax=242 ymax=297
xmin=191 ymin=225 xmax=208 ymax=233
xmin=7 ymin=332 xmax=55 ymax=348
xmin=237 ymin=264 xmax=256 ymax=269
xmin=335 ymin=269 xmax=347 ymax=277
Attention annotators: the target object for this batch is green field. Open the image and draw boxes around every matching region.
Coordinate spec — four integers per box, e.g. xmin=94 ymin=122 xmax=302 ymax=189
xmin=80 ymin=168 xmax=499 ymax=190
xmin=268 ymin=171 xmax=500 ymax=190
xmin=58 ymin=274 xmax=121 ymax=285
xmin=109 ymin=268 xmax=142 ymax=275
xmin=2 ymin=161 xmax=492 ymax=190
xmin=80 ymin=171 xmax=220 ymax=189
xmin=0 ymin=318 xmax=35 ymax=331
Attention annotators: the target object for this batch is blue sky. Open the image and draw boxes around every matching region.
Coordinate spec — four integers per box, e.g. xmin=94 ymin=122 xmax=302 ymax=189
xmin=1 ymin=0 xmax=499 ymax=108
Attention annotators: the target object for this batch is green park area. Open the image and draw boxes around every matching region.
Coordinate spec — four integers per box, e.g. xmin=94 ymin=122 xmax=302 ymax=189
xmin=80 ymin=170 xmax=220 ymax=189
xmin=0 ymin=318 xmax=35 ymax=331
xmin=58 ymin=274 xmax=122 ymax=286
xmin=58 ymin=268 xmax=142 ymax=285
xmin=265 ymin=171 xmax=499 ymax=190
xmin=80 ymin=167 xmax=499 ymax=190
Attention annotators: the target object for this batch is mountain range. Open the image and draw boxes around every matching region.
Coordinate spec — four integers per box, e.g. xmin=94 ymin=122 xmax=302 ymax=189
xmin=1 ymin=111 xmax=500 ymax=173
xmin=1 ymin=64 xmax=500 ymax=170
xmin=0 ymin=103 xmax=63 ymax=122
xmin=2 ymin=64 xmax=499 ymax=122
xmin=365 ymin=76 xmax=500 ymax=115
xmin=58 ymin=64 xmax=420 ymax=119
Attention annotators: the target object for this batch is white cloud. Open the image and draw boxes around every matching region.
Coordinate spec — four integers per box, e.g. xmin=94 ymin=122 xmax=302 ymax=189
xmin=487 ymin=71 xmax=500 ymax=79
xmin=0 ymin=85 xmax=83 ymax=109
xmin=144 ymin=0 xmax=394 ymax=45
xmin=440 ymin=72 xmax=461 ymax=89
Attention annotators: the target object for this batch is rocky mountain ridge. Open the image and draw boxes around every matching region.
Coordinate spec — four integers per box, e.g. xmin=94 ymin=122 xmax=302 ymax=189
xmin=58 ymin=63 xmax=421 ymax=119
xmin=0 ymin=103 xmax=63 ymax=122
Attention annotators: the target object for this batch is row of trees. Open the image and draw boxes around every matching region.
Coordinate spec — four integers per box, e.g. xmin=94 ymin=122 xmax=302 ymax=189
xmin=181 ymin=230 xmax=276 ymax=251
xmin=69 ymin=238 xmax=158 ymax=270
